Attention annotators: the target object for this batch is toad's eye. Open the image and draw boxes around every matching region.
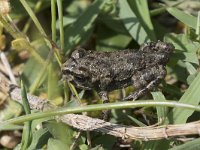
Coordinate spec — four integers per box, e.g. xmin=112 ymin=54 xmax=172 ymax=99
xmin=75 ymin=76 xmax=85 ymax=83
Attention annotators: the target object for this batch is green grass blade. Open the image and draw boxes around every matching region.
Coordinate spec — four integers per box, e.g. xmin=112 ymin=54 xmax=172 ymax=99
xmin=47 ymin=138 xmax=67 ymax=150
xmin=2 ymin=100 xmax=200 ymax=125
xmin=64 ymin=0 xmax=110 ymax=54
xmin=19 ymin=0 xmax=47 ymax=36
xmin=47 ymin=63 xmax=62 ymax=103
xmin=56 ymin=0 xmax=64 ymax=51
xmin=119 ymin=0 xmax=150 ymax=44
xmin=0 ymin=124 xmax=23 ymax=131
xmin=169 ymin=138 xmax=200 ymax=150
xmin=196 ymin=11 xmax=200 ymax=39
xmin=29 ymin=51 xmax=53 ymax=94
xmin=21 ymin=80 xmax=31 ymax=114
xmin=51 ymin=0 xmax=57 ymax=42
xmin=21 ymin=80 xmax=32 ymax=150
xmin=167 ymin=7 xmax=197 ymax=29
xmin=22 ymin=0 xmax=43 ymax=33
xmin=152 ymin=92 xmax=168 ymax=124
xmin=166 ymin=72 xmax=200 ymax=124
xmin=127 ymin=0 xmax=156 ymax=40
xmin=127 ymin=115 xmax=146 ymax=127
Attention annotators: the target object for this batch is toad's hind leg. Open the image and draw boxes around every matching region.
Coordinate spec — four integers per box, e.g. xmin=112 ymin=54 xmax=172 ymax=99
xmin=124 ymin=65 xmax=166 ymax=101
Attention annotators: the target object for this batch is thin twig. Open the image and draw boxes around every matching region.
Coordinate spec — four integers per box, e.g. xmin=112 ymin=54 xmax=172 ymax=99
xmin=70 ymin=131 xmax=82 ymax=150
xmin=1 ymin=72 xmax=200 ymax=141
xmin=0 ymin=52 xmax=17 ymax=84
xmin=0 ymin=62 xmax=7 ymax=75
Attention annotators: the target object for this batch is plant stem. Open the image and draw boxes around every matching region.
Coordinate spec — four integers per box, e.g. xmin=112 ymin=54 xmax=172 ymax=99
xmin=2 ymin=100 xmax=200 ymax=125
xmin=0 ymin=15 xmax=20 ymax=38
xmin=57 ymin=0 xmax=64 ymax=51
xmin=19 ymin=0 xmax=46 ymax=37
xmin=51 ymin=0 xmax=56 ymax=42
xmin=22 ymin=0 xmax=43 ymax=33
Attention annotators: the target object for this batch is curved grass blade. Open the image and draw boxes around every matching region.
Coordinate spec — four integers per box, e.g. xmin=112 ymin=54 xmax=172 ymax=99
xmin=127 ymin=0 xmax=156 ymax=40
xmin=64 ymin=0 xmax=110 ymax=54
xmin=169 ymin=138 xmax=200 ymax=150
xmin=167 ymin=7 xmax=197 ymax=29
xmin=21 ymin=80 xmax=32 ymax=150
xmin=119 ymin=0 xmax=151 ymax=44
xmin=166 ymin=72 xmax=200 ymax=124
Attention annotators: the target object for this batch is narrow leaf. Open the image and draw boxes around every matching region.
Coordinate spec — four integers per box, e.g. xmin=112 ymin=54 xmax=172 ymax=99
xmin=64 ymin=0 xmax=110 ymax=54
xmin=127 ymin=0 xmax=156 ymax=40
xmin=166 ymin=72 xmax=200 ymax=124
xmin=119 ymin=0 xmax=150 ymax=44
xmin=21 ymin=80 xmax=32 ymax=150
xmin=169 ymin=138 xmax=200 ymax=150
xmin=152 ymin=92 xmax=168 ymax=124
xmin=167 ymin=7 xmax=197 ymax=29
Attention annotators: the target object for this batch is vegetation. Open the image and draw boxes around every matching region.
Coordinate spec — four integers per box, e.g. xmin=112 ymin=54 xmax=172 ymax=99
xmin=0 ymin=0 xmax=200 ymax=149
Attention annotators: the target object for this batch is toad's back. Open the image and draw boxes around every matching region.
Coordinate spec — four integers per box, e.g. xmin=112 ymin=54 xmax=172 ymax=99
xmin=62 ymin=41 xmax=174 ymax=93
xmin=78 ymin=49 xmax=143 ymax=81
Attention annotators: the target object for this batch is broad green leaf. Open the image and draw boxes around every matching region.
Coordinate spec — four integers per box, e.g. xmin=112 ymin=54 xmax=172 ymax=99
xmin=127 ymin=0 xmax=156 ymax=40
xmin=187 ymin=73 xmax=198 ymax=85
xmin=46 ymin=121 xmax=74 ymax=146
xmin=65 ymin=0 xmax=89 ymax=17
xmin=169 ymin=138 xmax=200 ymax=150
xmin=168 ymin=61 xmax=188 ymax=83
xmin=162 ymin=83 xmax=183 ymax=98
xmin=47 ymin=138 xmax=67 ymax=150
xmin=28 ymin=128 xmax=51 ymax=150
xmin=28 ymin=49 xmax=54 ymax=94
xmin=167 ymin=7 xmax=197 ymax=29
xmin=173 ymin=52 xmax=199 ymax=65
xmin=90 ymin=145 xmax=105 ymax=150
xmin=58 ymin=16 xmax=76 ymax=28
xmin=185 ymin=62 xmax=198 ymax=85
xmin=166 ymin=72 xmax=200 ymax=124
xmin=143 ymin=139 xmax=170 ymax=150
xmin=99 ymin=15 xmax=129 ymax=34
xmin=119 ymin=0 xmax=150 ymax=44
xmin=152 ymin=92 xmax=168 ymax=124
xmin=152 ymin=20 xmax=168 ymax=40
xmin=0 ymin=100 xmax=22 ymax=121
xmin=22 ymin=43 xmax=49 ymax=88
xmin=64 ymin=0 xmax=112 ymax=54
xmin=165 ymin=34 xmax=200 ymax=83
xmin=79 ymin=144 xmax=90 ymax=150
xmin=164 ymin=34 xmax=200 ymax=53
xmin=93 ymin=135 xmax=116 ymax=150
xmin=185 ymin=62 xmax=197 ymax=75
xmin=96 ymin=24 xmax=132 ymax=51
xmin=65 ymin=99 xmax=81 ymax=108
xmin=47 ymin=63 xmax=62 ymax=101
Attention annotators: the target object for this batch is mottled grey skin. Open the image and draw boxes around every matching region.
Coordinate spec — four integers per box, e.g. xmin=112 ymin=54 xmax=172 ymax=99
xmin=62 ymin=41 xmax=174 ymax=101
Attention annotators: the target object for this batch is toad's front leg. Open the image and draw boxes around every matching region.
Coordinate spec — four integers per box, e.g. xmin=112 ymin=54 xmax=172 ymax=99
xmin=96 ymin=76 xmax=112 ymax=121
xmin=124 ymin=65 xmax=166 ymax=101
xmin=98 ymin=91 xmax=110 ymax=121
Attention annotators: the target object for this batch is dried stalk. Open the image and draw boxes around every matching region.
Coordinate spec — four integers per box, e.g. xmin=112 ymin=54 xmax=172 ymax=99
xmin=1 ymin=72 xmax=200 ymax=141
